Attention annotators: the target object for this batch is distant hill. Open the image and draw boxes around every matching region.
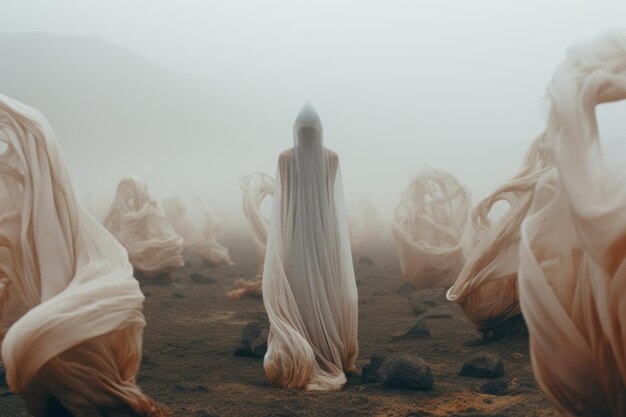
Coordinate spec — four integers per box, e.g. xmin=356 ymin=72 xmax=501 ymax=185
xmin=0 ymin=32 xmax=237 ymax=211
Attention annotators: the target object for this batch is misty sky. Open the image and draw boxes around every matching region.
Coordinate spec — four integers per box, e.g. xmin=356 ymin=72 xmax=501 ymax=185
xmin=2 ymin=1 xmax=626 ymax=227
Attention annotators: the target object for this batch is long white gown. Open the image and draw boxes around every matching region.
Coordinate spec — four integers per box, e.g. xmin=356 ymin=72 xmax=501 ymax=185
xmin=262 ymin=102 xmax=358 ymax=391
xmin=0 ymin=95 xmax=161 ymax=416
xmin=519 ymin=32 xmax=626 ymax=416
xmin=228 ymin=172 xmax=274 ymax=299
xmin=103 ymin=176 xmax=184 ymax=277
xmin=446 ymin=131 xmax=553 ymax=332
xmin=392 ymin=166 xmax=470 ymax=291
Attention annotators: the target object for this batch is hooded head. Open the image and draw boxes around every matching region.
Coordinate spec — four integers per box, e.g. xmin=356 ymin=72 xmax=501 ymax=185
xmin=293 ymin=101 xmax=323 ymax=147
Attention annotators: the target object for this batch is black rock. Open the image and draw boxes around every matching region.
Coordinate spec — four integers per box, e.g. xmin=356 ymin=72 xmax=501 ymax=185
xmin=391 ymin=319 xmax=431 ymax=341
xmin=362 ymin=353 xmax=386 ymax=383
xmin=460 ymin=352 xmax=505 ymax=379
xmin=480 ymin=379 xmax=509 ymax=396
xmin=395 ymin=282 xmax=414 ymax=295
xmin=233 ymin=321 xmax=269 ymax=358
xmin=359 ymin=256 xmax=374 ymax=266
xmin=407 ymin=288 xmax=446 ymax=316
xmin=379 ymin=354 xmax=433 ymax=390
xmin=190 ymin=273 xmax=216 ymax=285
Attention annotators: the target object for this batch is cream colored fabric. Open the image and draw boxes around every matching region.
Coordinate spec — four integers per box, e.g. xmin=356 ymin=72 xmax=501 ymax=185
xmin=228 ymin=172 xmax=274 ymax=299
xmin=103 ymin=176 xmax=184 ymax=276
xmin=446 ymin=132 xmax=553 ymax=332
xmin=196 ymin=198 xmax=233 ymax=267
xmin=0 ymin=95 xmax=161 ymax=416
xmin=519 ymin=32 xmax=626 ymax=416
xmin=262 ymin=102 xmax=358 ymax=391
xmin=163 ymin=197 xmax=232 ymax=267
xmin=392 ymin=166 xmax=470 ymax=291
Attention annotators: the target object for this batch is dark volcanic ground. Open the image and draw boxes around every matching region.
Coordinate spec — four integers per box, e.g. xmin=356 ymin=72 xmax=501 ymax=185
xmin=0 ymin=236 xmax=555 ymax=417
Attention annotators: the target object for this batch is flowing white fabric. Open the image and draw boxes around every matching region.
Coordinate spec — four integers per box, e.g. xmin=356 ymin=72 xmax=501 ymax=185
xmin=262 ymin=102 xmax=358 ymax=391
xmin=103 ymin=176 xmax=184 ymax=277
xmin=228 ymin=172 xmax=274 ymax=299
xmin=519 ymin=32 xmax=626 ymax=416
xmin=196 ymin=198 xmax=233 ymax=267
xmin=446 ymin=132 xmax=553 ymax=332
xmin=392 ymin=166 xmax=470 ymax=291
xmin=0 ymin=95 xmax=161 ymax=416
xmin=163 ymin=197 xmax=232 ymax=267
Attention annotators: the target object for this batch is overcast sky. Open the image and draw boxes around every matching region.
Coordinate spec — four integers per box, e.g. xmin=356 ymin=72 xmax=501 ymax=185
xmin=1 ymin=1 xmax=626 ymax=225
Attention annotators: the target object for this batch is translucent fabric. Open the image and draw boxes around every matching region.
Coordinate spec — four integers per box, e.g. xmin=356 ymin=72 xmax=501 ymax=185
xmin=228 ymin=172 xmax=274 ymax=299
xmin=196 ymin=198 xmax=233 ymax=267
xmin=392 ymin=166 xmax=470 ymax=291
xmin=262 ymin=103 xmax=358 ymax=391
xmin=163 ymin=197 xmax=232 ymax=267
xmin=519 ymin=32 xmax=626 ymax=416
xmin=103 ymin=176 xmax=184 ymax=276
xmin=0 ymin=95 xmax=161 ymax=416
xmin=447 ymin=132 xmax=553 ymax=332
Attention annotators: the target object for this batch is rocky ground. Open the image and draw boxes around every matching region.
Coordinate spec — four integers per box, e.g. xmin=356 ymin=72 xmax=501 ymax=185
xmin=0 ymin=236 xmax=555 ymax=417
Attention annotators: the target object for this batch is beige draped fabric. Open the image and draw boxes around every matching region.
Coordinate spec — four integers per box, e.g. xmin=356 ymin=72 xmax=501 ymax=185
xmin=0 ymin=95 xmax=162 ymax=416
xmin=519 ymin=32 xmax=626 ymax=416
xmin=103 ymin=176 xmax=184 ymax=277
xmin=262 ymin=103 xmax=358 ymax=391
xmin=228 ymin=172 xmax=274 ymax=299
xmin=392 ymin=166 xmax=470 ymax=291
xmin=196 ymin=198 xmax=233 ymax=267
xmin=163 ymin=197 xmax=232 ymax=267
xmin=446 ymin=132 xmax=553 ymax=332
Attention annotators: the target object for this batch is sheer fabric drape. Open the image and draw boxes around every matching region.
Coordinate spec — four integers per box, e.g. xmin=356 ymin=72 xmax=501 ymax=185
xmin=103 ymin=176 xmax=184 ymax=276
xmin=446 ymin=132 xmax=553 ymax=332
xmin=0 ymin=95 xmax=161 ymax=416
xmin=519 ymin=32 xmax=626 ymax=416
xmin=262 ymin=103 xmax=358 ymax=391
xmin=392 ymin=166 xmax=470 ymax=290
xmin=228 ymin=172 xmax=274 ymax=299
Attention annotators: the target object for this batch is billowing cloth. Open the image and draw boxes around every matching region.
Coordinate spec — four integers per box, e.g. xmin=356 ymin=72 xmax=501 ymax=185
xmin=447 ymin=132 xmax=553 ymax=332
xmin=228 ymin=172 xmax=274 ymax=299
xmin=392 ymin=166 xmax=470 ymax=290
xmin=103 ymin=176 xmax=184 ymax=276
xmin=163 ymin=196 xmax=233 ymax=267
xmin=163 ymin=197 xmax=198 ymax=250
xmin=262 ymin=102 xmax=358 ymax=391
xmin=348 ymin=197 xmax=384 ymax=253
xmin=519 ymin=32 xmax=626 ymax=416
xmin=0 ymin=95 xmax=162 ymax=416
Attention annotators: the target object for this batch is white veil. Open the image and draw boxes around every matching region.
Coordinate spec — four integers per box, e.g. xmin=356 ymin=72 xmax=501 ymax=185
xmin=262 ymin=102 xmax=358 ymax=391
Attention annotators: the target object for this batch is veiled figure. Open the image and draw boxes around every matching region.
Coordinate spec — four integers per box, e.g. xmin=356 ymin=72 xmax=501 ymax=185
xmin=519 ymin=32 xmax=626 ymax=416
xmin=103 ymin=176 xmax=184 ymax=277
xmin=228 ymin=172 xmax=274 ymax=299
xmin=0 ymin=95 xmax=162 ymax=416
xmin=446 ymin=131 xmax=553 ymax=334
xmin=262 ymin=102 xmax=358 ymax=391
xmin=163 ymin=196 xmax=233 ymax=267
xmin=392 ymin=166 xmax=470 ymax=290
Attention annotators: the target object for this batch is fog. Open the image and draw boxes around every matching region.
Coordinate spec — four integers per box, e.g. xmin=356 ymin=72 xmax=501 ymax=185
xmin=1 ymin=1 xmax=625 ymax=230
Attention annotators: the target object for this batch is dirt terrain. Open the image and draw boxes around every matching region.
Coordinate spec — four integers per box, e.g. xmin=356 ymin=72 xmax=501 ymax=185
xmin=0 ymin=236 xmax=555 ymax=417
